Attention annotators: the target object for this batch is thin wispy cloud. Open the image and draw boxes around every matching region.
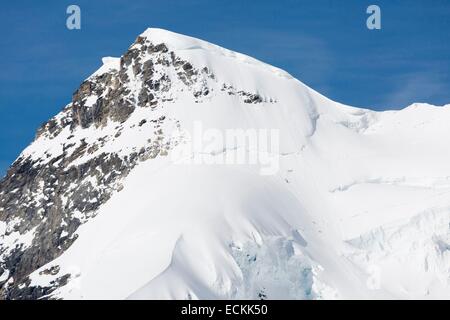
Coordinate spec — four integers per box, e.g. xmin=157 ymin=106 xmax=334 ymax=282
xmin=0 ymin=160 xmax=9 ymax=178
xmin=384 ymin=72 xmax=448 ymax=109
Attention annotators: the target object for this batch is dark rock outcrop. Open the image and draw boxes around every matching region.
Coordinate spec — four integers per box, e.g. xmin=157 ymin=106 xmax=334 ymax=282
xmin=0 ymin=33 xmax=213 ymax=299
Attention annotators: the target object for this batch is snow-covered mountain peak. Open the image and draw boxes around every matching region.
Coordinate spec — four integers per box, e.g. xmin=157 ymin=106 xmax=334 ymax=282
xmin=0 ymin=28 xmax=449 ymax=300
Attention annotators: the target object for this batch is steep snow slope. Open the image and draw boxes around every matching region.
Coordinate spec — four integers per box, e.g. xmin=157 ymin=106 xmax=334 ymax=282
xmin=1 ymin=28 xmax=450 ymax=299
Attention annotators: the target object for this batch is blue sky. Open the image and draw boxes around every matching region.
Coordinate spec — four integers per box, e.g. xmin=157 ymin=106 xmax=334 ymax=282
xmin=0 ymin=0 xmax=449 ymax=176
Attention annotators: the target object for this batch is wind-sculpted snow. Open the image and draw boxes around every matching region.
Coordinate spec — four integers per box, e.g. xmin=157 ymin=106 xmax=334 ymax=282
xmin=0 ymin=28 xmax=449 ymax=299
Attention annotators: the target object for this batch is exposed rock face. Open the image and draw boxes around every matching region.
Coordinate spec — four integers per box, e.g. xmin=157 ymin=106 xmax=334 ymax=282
xmin=0 ymin=31 xmax=240 ymax=299
xmin=0 ymin=26 xmax=284 ymax=300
